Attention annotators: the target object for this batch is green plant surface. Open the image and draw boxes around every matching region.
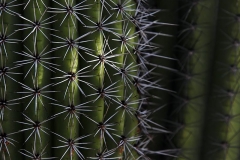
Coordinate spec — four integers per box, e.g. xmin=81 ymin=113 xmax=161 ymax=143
xmin=19 ymin=0 xmax=53 ymax=157
xmin=0 ymin=1 xmax=23 ymax=159
xmin=202 ymin=1 xmax=240 ymax=160
xmin=167 ymin=0 xmax=218 ymax=160
xmin=77 ymin=0 xmax=107 ymax=158
xmin=50 ymin=0 xmax=83 ymax=159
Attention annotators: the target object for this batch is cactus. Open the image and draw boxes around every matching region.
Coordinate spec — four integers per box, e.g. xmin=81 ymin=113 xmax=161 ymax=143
xmin=0 ymin=0 xmax=171 ymax=160
xmin=2 ymin=0 xmax=240 ymax=160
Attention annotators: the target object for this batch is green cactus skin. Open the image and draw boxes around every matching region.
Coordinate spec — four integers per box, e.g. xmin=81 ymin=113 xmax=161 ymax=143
xmin=0 ymin=1 xmax=23 ymax=159
xmin=78 ymin=0 xmax=141 ymax=158
xmin=167 ymin=0 xmax=218 ymax=160
xmin=201 ymin=1 xmax=240 ymax=160
xmin=50 ymin=0 xmax=86 ymax=159
xmin=12 ymin=0 xmax=54 ymax=158
xmin=77 ymin=0 xmax=106 ymax=158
